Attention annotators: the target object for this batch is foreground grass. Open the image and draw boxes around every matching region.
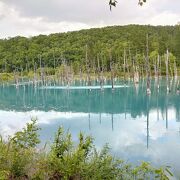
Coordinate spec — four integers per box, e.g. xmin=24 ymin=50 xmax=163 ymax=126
xmin=0 ymin=119 xmax=173 ymax=180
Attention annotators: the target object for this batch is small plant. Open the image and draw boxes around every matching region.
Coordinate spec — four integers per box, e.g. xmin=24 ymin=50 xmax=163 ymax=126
xmin=11 ymin=118 xmax=41 ymax=149
xmin=0 ymin=118 xmax=41 ymax=179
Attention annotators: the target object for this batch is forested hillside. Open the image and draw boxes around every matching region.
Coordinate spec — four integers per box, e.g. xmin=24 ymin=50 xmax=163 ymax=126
xmin=0 ymin=25 xmax=180 ymax=73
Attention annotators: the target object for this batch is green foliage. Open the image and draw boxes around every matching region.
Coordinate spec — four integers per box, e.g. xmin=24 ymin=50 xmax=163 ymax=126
xmin=0 ymin=73 xmax=13 ymax=82
xmin=0 ymin=119 xmax=174 ymax=179
xmin=109 ymin=0 xmax=147 ymax=10
xmin=109 ymin=0 xmax=118 ymax=10
xmin=11 ymin=118 xmax=41 ymax=149
xmin=0 ymin=25 xmax=180 ymax=77
xmin=0 ymin=119 xmax=40 ymax=179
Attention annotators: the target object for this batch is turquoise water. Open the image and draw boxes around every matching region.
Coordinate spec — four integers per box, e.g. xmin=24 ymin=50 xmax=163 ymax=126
xmin=0 ymin=79 xmax=180 ymax=177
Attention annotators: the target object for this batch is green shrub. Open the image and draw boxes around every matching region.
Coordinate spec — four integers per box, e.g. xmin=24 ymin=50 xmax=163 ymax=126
xmin=0 ymin=73 xmax=14 ymax=82
xmin=0 ymin=119 xmax=174 ymax=180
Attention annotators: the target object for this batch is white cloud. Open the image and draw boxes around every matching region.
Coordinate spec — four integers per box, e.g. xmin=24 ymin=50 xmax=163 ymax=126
xmin=148 ymin=11 xmax=180 ymax=26
xmin=0 ymin=1 xmax=91 ymax=38
xmin=0 ymin=0 xmax=180 ymax=38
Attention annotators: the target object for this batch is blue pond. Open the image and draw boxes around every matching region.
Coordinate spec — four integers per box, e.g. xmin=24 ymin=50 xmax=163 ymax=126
xmin=0 ymin=79 xmax=180 ymax=177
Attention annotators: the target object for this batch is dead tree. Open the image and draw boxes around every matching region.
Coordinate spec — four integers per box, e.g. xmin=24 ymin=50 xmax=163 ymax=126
xmin=165 ymin=49 xmax=170 ymax=93
xmin=85 ymin=45 xmax=91 ymax=87
xmin=109 ymin=50 xmax=114 ymax=90
xmin=146 ymin=34 xmax=151 ymax=95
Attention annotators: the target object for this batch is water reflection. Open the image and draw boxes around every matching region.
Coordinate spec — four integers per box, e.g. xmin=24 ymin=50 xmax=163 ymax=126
xmin=0 ymin=79 xmax=180 ymax=177
xmin=0 ymin=81 xmax=179 ymax=116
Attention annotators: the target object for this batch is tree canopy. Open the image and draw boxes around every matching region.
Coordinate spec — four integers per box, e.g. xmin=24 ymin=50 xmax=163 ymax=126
xmin=0 ymin=25 xmax=179 ymax=74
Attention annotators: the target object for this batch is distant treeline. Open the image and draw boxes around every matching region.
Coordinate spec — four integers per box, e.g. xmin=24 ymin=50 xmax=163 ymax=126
xmin=0 ymin=25 xmax=180 ymax=74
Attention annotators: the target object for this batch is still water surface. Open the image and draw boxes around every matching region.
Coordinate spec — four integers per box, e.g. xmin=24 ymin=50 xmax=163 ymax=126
xmin=0 ymin=80 xmax=180 ymax=177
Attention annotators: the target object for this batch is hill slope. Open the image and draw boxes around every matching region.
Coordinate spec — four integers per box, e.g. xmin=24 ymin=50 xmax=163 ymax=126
xmin=0 ymin=25 xmax=180 ymax=72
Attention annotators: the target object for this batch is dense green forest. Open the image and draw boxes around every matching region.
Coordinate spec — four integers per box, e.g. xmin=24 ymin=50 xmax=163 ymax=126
xmin=0 ymin=25 xmax=180 ymax=75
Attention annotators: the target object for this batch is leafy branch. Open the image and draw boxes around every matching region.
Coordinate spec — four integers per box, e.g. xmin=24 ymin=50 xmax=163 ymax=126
xmin=109 ymin=0 xmax=147 ymax=10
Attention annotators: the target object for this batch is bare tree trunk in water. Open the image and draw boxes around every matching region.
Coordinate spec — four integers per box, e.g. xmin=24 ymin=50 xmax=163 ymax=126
xmin=146 ymin=34 xmax=151 ymax=95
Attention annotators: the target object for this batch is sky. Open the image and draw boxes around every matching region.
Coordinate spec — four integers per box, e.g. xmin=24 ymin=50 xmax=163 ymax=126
xmin=0 ymin=0 xmax=180 ymax=38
